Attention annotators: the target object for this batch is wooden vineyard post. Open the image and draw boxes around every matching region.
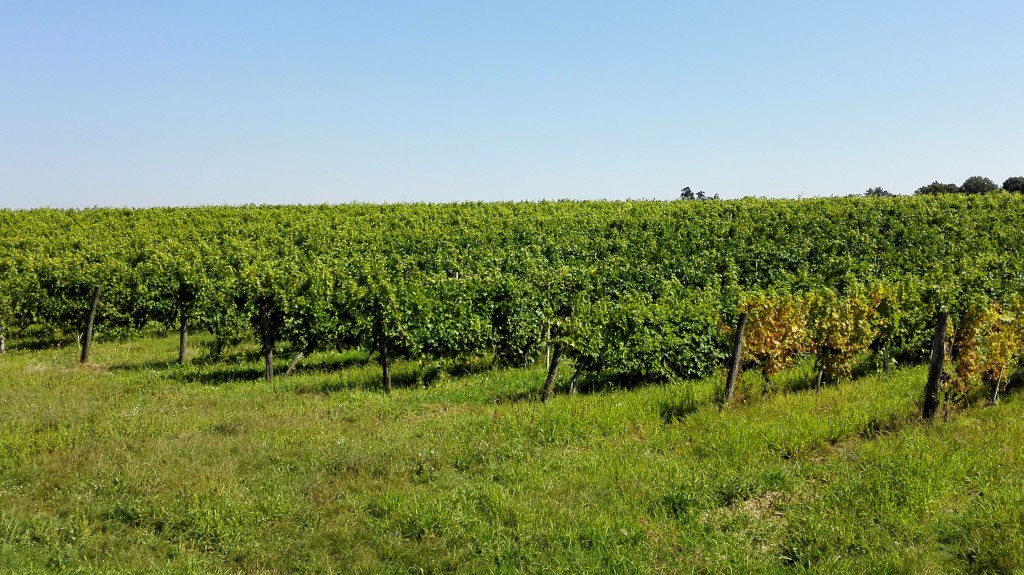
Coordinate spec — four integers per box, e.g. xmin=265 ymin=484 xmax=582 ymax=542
xmin=991 ymin=377 xmax=1003 ymax=405
xmin=923 ymin=312 xmax=948 ymax=420
xmin=545 ymin=323 xmax=552 ymax=370
xmin=259 ymin=301 xmax=273 ymax=382
xmin=178 ymin=303 xmax=188 ymax=365
xmin=80 ymin=286 xmax=101 ymax=364
xmin=381 ymin=340 xmax=392 ymax=395
xmin=284 ymin=349 xmax=306 ymax=378
xmin=723 ymin=313 xmax=747 ymax=405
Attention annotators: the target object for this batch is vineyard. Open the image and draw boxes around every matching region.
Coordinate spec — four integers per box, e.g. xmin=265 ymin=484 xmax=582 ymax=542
xmin=3 ymin=195 xmax=1024 ymax=407
xmin=4 ymin=195 xmax=1024 ymax=573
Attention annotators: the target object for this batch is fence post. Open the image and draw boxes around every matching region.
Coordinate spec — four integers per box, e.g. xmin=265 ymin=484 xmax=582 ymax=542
xmin=259 ymin=301 xmax=273 ymax=382
xmin=178 ymin=303 xmax=188 ymax=365
xmin=381 ymin=340 xmax=392 ymax=394
xmin=80 ymin=286 xmax=101 ymax=364
xmin=723 ymin=313 xmax=747 ymax=405
xmin=991 ymin=377 xmax=1003 ymax=405
xmin=923 ymin=312 xmax=948 ymax=420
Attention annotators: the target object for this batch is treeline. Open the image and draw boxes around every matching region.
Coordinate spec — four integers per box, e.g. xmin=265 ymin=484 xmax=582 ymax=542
xmin=1 ymin=195 xmax=1023 ymax=395
xmin=914 ymin=175 xmax=1024 ymax=196
xmin=861 ymin=175 xmax=1023 ymax=197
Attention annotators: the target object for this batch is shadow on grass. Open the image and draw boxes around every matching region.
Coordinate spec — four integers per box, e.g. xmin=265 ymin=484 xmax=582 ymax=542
xmin=293 ymin=350 xmax=373 ymax=373
xmin=176 ymin=365 xmax=269 ymax=386
xmin=108 ymin=359 xmax=181 ymax=372
xmin=290 ymin=360 xmax=469 ymax=395
xmin=560 ymin=369 xmax=690 ymax=401
xmin=6 ymin=332 xmax=78 ymax=352
xmin=658 ymin=392 xmax=703 ymax=423
xmin=103 ymin=345 xmax=502 ymax=391
xmin=493 ymin=389 xmax=541 ymax=404
xmin=292 ymin=354 xmax=499 ymax=395
xmin=107 ymin=355 xmax=272 ymax=383
xmin=292 ymin=365 xmax=424 ymax=394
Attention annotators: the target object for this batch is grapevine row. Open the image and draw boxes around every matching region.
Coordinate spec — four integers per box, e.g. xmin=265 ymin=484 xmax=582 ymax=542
xmin=735 ymin=285 xmax=1024 ymax=409
xmin=1 ymin=195 xmax=1023 ymax=395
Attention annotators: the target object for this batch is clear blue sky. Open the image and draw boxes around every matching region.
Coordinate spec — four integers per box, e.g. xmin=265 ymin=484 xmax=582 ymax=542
xmin=2 ymin=1 xmax=1022 ymax=208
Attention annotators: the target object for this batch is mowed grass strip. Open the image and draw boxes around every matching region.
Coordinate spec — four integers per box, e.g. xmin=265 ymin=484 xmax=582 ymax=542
xmin=0 ymin=335 xmax=1021 ymax=574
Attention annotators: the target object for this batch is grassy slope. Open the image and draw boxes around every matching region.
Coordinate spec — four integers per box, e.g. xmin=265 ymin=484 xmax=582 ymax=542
xmin=1 ymin=337 xmax=1022 ymax=574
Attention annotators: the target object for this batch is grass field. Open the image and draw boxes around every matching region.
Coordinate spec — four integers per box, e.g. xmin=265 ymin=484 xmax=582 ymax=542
xmin=1 ymin=336 xmax=1022 ymax=574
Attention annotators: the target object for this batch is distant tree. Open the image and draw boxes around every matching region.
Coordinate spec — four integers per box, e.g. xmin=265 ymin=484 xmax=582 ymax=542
xmin=679 ymin=187 xmax=718 ymax=201
xmin=1002 ymin=176 xmax=1024 ymax=193
xmin=914 ymin=181 xmax=960 ymax=195
xmin=864 ymin=187 xmax=894 ymax=198
xmin=960 ymin=176 xmax=999 ymax=195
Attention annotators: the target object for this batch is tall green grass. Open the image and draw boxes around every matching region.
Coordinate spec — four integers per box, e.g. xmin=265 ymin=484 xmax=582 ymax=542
xmin=1 ymin=335 xmax=1021 ymax=573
